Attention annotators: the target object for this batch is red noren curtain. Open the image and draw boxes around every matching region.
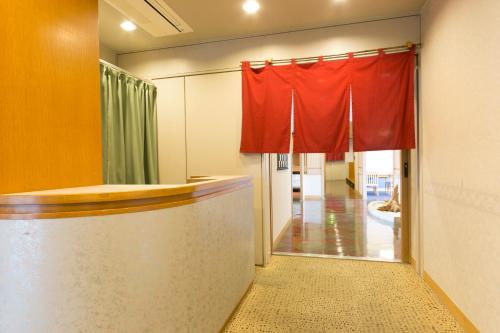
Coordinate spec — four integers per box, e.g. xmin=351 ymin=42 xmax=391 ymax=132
xmin=240 ymin=61 xmax=293 ymax=153
xmin=240 ymin=47 xmax=416 ymax=154
xmin=292 ymin=58 xmax=350 ymax=153
xmin=326 ymin=151 xmax=345 ymax=161
xmin=351 ymin=48 xmax=416 ymax=152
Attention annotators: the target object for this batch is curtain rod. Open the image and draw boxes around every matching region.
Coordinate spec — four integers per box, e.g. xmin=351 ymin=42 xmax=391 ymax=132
xmin=150 ymin=43 xmax=421 ymax=80
xmin=246 ymin=42 xmax=421 ymax=66
xmin=99 ymin=59 xmax=157 ymax=86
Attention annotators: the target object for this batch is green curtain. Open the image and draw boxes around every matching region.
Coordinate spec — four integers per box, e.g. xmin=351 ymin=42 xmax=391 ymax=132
xmin=100 ymin=62 xmax=159 ymax=184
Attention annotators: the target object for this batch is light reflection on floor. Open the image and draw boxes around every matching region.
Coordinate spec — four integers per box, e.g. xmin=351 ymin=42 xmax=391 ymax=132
xmin=274 ymin=180 xmax=401 ymax=261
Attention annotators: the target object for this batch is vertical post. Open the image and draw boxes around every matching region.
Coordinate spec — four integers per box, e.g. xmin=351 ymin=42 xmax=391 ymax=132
xmin=261 ymin=153 xmax=272 ymax=266
xmin=400 ymin=149 xmax=411 ymax=263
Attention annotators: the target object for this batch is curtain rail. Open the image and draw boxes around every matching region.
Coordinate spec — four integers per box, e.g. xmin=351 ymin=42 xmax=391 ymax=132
xmin=247 ymin=43 xmax=421 ymax=66
xmin=99 ymin=59 xmax=157 ymax=86
xmin=150 ymin=43 xmax=421 ymax=80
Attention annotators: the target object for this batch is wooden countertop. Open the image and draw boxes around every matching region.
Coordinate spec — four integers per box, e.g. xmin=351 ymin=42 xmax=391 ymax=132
xmin=0 ymin=176 xmax=252 ymax=220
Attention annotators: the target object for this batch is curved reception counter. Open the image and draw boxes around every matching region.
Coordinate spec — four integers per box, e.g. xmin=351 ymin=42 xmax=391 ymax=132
xmin=0 ymin=176 xmax=255 ymax=333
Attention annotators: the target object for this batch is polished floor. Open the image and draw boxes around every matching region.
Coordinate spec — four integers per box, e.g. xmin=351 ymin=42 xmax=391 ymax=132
xmin=274 ymin=180 xmax=401 ymax=260
xmin=224 ymin=256 xmax=463 ymax=332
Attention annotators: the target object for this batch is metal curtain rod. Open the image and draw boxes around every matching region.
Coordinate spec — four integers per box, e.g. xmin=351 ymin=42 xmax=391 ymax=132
xmin=246 ymin=42 xmax=421 ymax=66
xmin=150 ymin=42 xmax=421 ymax=80
xmin=99 ymin=59 xmax=156 ymax=86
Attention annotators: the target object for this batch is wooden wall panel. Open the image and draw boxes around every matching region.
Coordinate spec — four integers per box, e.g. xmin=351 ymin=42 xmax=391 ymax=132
xmin=0 ymin=1 xmax=102 ymax=194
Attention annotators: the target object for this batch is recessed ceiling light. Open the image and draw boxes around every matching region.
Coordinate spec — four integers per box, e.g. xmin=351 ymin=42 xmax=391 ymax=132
xmin=243 ymin=0 xmax=260 ymax=14
xmin=120 ymin=21 xmax=137 ymax=32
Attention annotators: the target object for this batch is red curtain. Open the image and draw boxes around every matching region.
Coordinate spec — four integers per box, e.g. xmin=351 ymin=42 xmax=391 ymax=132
xmin=351 ymin=48 xmax=416 ymax=152
xmin=240 ymin=48 xmax=416 ymax=153
xmin=240 ymin=61 xmax=293 ymax=153
xmin=292 ymin=58 xmax=350 ymax=153
xmin=326 ymin=151 xmax=345 ymax=161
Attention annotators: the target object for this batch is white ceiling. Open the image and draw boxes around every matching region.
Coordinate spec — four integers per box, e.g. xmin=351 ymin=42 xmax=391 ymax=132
xmin=99 ymin=0 xmax=426 ymax=54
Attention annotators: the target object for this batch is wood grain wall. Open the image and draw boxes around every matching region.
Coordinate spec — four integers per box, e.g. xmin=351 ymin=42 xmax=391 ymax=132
xmin=0 ymin=1 xmax=102 ymax=194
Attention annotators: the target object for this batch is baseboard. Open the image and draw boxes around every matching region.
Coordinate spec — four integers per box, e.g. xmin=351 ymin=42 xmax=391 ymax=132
xmin=273 ymin=218 xmax=293 ymax=248
xmin=423 ymin=271 xmax=480 ymax=333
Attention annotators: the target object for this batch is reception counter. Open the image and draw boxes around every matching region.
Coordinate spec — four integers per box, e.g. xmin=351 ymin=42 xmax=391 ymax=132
xmin=0 ymin=176 xmax=255 ymax=332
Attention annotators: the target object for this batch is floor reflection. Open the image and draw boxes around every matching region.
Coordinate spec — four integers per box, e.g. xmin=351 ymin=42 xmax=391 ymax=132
xmin=273 ymin=180 xmax=401 ymax=261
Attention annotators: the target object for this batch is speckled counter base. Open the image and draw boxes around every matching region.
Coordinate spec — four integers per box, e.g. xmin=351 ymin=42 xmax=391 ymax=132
xmin=225 ymin=256 xmax=463 ymax=333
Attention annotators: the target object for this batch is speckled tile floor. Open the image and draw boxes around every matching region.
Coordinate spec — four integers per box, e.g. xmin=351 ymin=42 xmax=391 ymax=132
xmin=224 ymin=256 xmax=463 ymax=333
xmin=274 ymin=181 xmax=401 ymax=261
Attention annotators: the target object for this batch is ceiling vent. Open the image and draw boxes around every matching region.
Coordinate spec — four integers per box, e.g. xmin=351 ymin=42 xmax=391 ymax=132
xmin=104 ymin=0 xmax=193 ymax=37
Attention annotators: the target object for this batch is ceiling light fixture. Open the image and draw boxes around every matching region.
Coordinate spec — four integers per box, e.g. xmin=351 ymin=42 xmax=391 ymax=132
xmin=243 ymin=0 xmax=260 ymax=14
xmin=120 ymin=20 xmax=137 ymax=31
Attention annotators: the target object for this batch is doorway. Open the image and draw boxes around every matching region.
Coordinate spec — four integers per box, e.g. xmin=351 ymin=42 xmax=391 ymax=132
xmin=272 ymin=150 xmax=410 ymax=263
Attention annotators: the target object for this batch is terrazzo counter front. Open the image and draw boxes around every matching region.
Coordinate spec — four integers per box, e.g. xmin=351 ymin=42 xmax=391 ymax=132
xmin=0 ymin=176 xmax=255 ymax=332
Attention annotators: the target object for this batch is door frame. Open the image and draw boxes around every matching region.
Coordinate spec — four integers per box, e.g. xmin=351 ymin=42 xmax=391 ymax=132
xmin=401 ymin=149 xmax=411 ymax=264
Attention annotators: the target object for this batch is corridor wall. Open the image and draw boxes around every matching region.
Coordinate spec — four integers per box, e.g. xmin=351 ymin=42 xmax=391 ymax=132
xmin=119 ymin=15 xmax=421 ymax=265
xmin=271 ymin=154 xmax=292 ymax=244
xmin=421 ymin=0 xmax=500 ymax=331
xmin=325 ymin=162 xmax=348 ymax=181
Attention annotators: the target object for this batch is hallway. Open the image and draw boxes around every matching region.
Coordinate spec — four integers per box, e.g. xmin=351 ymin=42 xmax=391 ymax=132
xmin=274 ymin=180 xmax=401 ymax=260
xmin=225 ymin=256 xmax=462 ymax=332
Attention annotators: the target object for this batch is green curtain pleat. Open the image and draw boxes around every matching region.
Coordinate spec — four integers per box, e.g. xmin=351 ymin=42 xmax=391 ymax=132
xmin=100 ymin=62 xmax=159 ymax=184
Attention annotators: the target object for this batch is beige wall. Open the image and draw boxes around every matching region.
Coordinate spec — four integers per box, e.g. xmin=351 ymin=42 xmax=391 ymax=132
xmin=326 ymin=161 xmax=348 ymax=181
xmin=118 ymin=16 xmax=421 ymax=266
xmin=271 ymin=154 xmax=292 ymax=243
xmin=118 ymin=16 xmax=420 ymax=78
xmin=155 ymin=77 xmax=187 ymax=184
xmin=99 ymin=42 xmax=117 ymax=64
xmin=184 ymin=72 xmax=264 ymax=265
xmin=421 ymin=1 xmax=500 ymax=331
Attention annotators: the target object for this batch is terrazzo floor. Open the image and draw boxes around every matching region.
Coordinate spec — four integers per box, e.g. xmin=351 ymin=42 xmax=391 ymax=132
xmin=224 ymin=256 xmax=463 ymax=333
xmin=274 ymin=180 xmax=401 ymax=261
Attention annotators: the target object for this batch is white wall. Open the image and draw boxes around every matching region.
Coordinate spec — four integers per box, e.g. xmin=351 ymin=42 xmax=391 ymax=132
xmin=118 ymin=16 xmax=421 ymax=266
xmin=365 ymin=151 xmax=394 ymax=174
xmin=303 ymin=175 xmax=323 ymax=198
xmin=271 ymin=154 xmax=292 ymax=243
xmin=421 ymin=1 xmax=500 ymax=331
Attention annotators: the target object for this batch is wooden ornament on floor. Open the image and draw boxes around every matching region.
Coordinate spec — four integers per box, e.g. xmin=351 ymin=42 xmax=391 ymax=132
xmin=378 ymin=185 xmax=401 ymax=213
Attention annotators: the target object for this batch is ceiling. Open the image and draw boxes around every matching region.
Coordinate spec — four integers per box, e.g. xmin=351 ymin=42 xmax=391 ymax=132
xmin=99 ymin=0 xmax=426 ymax=54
